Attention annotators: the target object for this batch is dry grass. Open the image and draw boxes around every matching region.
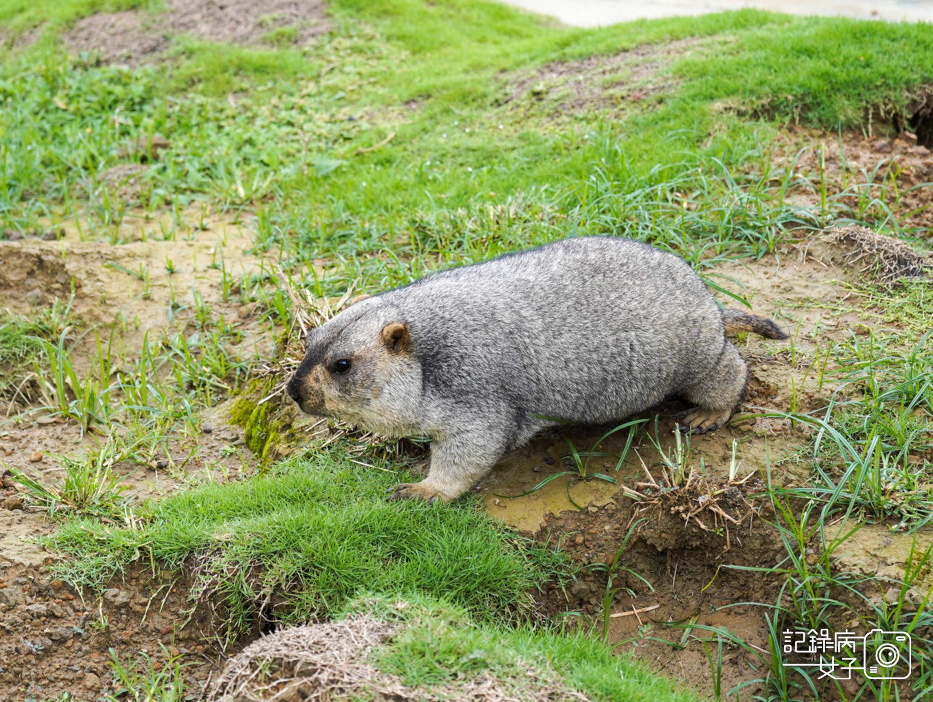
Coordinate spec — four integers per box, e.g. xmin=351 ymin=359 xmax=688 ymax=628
xmin=827 ymin=225 xmax=930 ymax=285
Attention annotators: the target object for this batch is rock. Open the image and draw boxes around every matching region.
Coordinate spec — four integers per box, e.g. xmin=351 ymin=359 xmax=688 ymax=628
xmin=25 ymin=289 xmax=43 ymax=307
xmin=0 ymin=587 xmax=19 ymax=606
xmin=3 ymin=230 xmax=23 ymax=241
xmin=83 ymin=672 xmax=101 ymax=690
xmin=570 ymin=580 xmax=591 ymax=598
xmin=102 ymin=588 xmax=130 ymax=606
xmin=47 ymin=626 xmax=73 ymax=642
xmin=25 ymin=603 xmax=48 ymax=617
xmin=873 ymin=139 xmax=893 ymax=153
xmin=28 ymin=452 xmax=43 ymax=463
xmin=2 ymin=496 xmax=23 ymax=511
xmin=883 ymin=586 xmax=902 ymax=604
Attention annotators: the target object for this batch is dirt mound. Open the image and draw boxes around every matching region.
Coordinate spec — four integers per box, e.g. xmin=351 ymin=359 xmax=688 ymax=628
xmin=209 ymin=616 xmax=587 ymax=702
xmin=501 ymin=38 xmax=697 ymax=119
xmin=65 ymin=0 xmax=331 ymax=65
xmin=827 ymin=224 xmax=930 ymax=285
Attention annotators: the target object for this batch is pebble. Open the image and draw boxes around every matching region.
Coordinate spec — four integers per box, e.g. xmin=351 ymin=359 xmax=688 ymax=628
xmin=0 ymin=587 xmax=20 ymax=606
xmin=83 ymin=672 xmax=101 ymax=690
xmin=873 ymin=138 xmax=893 ymax=153
xmin=25 ymin=603 xmax=49 ymax=618
xmin=2 ymin=496 xmax=23 ymax=511
xmin=28 ymin=452 xmax=43 ymax=463
xmin=574 ymin=535 xmax=584 ymax=545
xmin=47 ymin=626 xmax=73 ymax=642
xmin=25 ymin=289 xmax=43 ymax=307
xmin=102 ymin=588 xmax=131 ymax=607
xmin=543 ymin=456 xmax=555 ymax=465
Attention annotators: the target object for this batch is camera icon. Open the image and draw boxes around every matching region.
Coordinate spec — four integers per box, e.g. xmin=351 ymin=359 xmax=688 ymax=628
xmin=862 ymin=629 xmax=911 ymax=680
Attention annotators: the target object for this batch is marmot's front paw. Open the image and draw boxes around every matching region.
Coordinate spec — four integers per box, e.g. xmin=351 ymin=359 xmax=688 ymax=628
xmin=387 ymin=482 xmax=447 ymax=503
xmin=678 ymin=407 xmax=731 ymax=434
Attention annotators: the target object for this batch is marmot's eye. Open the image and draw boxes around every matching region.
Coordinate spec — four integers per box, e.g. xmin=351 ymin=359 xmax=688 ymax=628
xmin=333 ymin=359 xmax=351 ymax=374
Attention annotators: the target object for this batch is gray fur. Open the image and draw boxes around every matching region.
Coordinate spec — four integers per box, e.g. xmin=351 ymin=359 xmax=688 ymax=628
xmin=286 ymin=236 xmax=786 ymax=502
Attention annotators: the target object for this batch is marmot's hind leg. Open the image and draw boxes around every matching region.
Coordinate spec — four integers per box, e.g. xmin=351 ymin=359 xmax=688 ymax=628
xmin=678 ymin=341 xmax=747 ymax=434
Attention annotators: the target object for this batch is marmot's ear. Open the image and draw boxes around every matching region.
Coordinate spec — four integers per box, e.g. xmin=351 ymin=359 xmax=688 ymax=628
xmin=381 ymin=322 xmax=411 ymax=353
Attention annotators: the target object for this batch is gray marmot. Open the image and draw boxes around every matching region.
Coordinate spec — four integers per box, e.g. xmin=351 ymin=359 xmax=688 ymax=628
xmin=286 ymin=237 xmax=786 ymax=502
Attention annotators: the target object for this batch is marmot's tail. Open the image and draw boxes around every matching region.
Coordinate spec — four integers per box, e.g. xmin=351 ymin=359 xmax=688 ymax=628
xmin=722 ymin=309 xmax=788 ymax=340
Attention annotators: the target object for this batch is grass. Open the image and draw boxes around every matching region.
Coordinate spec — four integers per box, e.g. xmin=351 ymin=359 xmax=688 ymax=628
xmin=0 ymin=0 xmax=932 ymax=699
xmin=44 ymin=445 xmax=571 ymax=646
xmin=361 ymin=594 xmax=696 ymax=701
xmin=0 ymin=299 xmax=73 ymax=397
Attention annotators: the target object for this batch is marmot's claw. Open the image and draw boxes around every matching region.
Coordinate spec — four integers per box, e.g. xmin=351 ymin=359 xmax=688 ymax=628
xmin=678 ymin=407 xmax=730 ymax=435
xmin=388 ymin=482 xmax=443 ymax=503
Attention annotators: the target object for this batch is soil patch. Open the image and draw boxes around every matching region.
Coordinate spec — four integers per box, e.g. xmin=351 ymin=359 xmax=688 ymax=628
xmin=774 ymin=126 xmax=933 ymax=234
xmin=500 ymin=38 xmax=698 ymax=119
xmin=534 ymin=498 xmax=784 ymax=700
xmin=0 ymin=563 xmax=224 ymax=701
xmin=64 ymin=0 xmax=331 ymax=65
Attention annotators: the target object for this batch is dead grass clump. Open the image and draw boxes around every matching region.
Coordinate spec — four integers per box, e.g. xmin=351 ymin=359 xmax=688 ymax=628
xmin=208 ymin=617 xmax=402 ymax=702
xmin=827 ymin=225 xmax=930 ymax=285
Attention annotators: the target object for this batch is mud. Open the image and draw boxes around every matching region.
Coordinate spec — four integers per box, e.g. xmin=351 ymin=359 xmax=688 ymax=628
xmin=64 ymin=0 xmax=331 ymax=66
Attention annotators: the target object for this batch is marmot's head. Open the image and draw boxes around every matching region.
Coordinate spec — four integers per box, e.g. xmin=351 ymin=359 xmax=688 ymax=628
xmin=286 ymin=300 xmax=422 ymax=436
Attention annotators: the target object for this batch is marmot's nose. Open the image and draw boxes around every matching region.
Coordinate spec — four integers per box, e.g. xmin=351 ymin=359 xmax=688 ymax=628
xmin=286 ymin=376 xmax=301 ymax=403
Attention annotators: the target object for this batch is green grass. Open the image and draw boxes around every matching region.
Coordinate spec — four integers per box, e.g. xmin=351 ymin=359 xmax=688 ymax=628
xmin=358 ymin=594 xmax=695 ymax=701
xmin=44 ymin=445 xmax=570 ymax=645
xmin=0 ymin=299 xmax=72 ymax=395
xmin=2 ymin=1 xmax=932 ymax=699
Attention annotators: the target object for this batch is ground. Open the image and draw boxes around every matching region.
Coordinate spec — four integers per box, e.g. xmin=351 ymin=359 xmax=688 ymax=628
xmin=0 ymin=2 xmax=931 ymax=701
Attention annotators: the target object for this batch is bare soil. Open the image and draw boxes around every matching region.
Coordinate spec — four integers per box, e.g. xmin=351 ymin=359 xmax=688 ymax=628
xmin=64 ymin=0 xmax=331 ymax=66
xmin=500 ymin=38 xmax=698 ymax=119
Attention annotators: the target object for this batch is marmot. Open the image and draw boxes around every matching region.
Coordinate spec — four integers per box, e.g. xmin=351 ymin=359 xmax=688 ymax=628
xmin=287 ymin=237 xmax=787 ymax=502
